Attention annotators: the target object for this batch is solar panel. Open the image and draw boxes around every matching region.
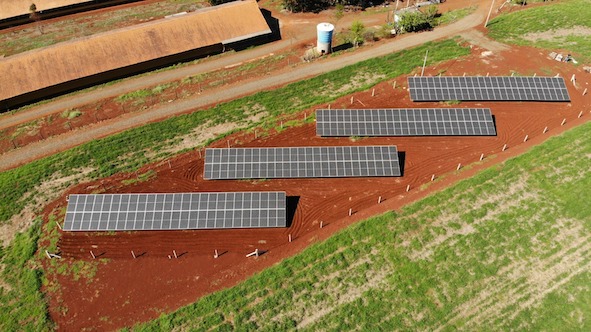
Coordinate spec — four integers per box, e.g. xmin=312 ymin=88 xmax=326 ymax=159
xmin=316 ymin=108 xmax=496 ymax=136
xmin=204 ymin=146 xmax=401 ymax=179
xmin=63 ymin=192 xmax=287 ymax=231
xmin=408 ymin=76 xmax=570 ymax=101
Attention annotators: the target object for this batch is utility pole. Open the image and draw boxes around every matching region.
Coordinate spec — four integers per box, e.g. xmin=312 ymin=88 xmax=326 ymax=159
xmin=484 ymin=0 xmax=496 ymax=28
xmin=421 ymin=49 xmax=429 ymax=76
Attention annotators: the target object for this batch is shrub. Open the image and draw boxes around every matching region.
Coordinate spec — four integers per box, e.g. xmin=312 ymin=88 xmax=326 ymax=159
xmin=399 ymin=6 xmax=439 ymax=32
xmin=349 ymin=20 xmax=366 ymax=47
xmin=377 ymin=24 xmax=396 ymax=39
xmin=363 ymin=30 xmax=377 ymax=42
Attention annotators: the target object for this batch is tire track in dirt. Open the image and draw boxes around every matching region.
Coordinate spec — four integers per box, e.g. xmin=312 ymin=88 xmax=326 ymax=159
xmin=182 ymin=160 xmax=203 ymax=181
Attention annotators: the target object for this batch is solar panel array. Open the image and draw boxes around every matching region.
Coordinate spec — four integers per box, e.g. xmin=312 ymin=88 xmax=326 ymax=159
xmin=63 ymin=192 xmax=286 ymax=231
xmin=408 ymin=76 xmax=570 ymax=102
xmin=316 ymin=108 xmax=496 ymax=136
xmin=204 ymin=146 xmax=401 ymax=179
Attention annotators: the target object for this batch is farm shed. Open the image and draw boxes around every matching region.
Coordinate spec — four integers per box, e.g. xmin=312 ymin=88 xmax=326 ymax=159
xmin=0 ymin=0 xmax=273 ymax=110
xmin=0 ymin=0 xmax=141 ymax=28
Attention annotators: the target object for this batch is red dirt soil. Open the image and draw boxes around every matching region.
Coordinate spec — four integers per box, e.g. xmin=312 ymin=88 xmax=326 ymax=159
xmin=41 ymin=43 xmax=591 ymax=330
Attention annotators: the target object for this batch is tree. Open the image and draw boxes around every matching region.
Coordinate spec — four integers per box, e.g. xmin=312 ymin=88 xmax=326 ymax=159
xmin=282 ymin=0 xmax=385 ymax=13
xmin=283 ymin=0 xmax=332 ymax=13
xmin=350 ymin=20 xmax=365 ymax=47
xmin=29 ymin=3 xmax=43 ymax=34
xmin=333 ymin=3 xmax=345 ymax=26
xmin=423 ymin=5 xmax=438 ymax=21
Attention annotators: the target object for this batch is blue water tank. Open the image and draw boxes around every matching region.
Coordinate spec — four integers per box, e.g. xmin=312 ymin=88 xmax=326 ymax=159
xmin=316 ymin=23 xmax=334 ymax=54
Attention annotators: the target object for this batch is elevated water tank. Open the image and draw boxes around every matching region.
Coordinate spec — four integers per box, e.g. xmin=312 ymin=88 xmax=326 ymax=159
xmin=316 ymin=23 xmax=334 ymax=54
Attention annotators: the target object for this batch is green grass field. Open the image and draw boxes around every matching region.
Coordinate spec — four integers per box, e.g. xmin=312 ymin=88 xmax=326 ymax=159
xmin=488 ymin=0 xmax=591 ymax=61
xmin=133 ymin=120 xmax=591 ymax=331
xmin=436 ymin=5 xmax=477 ymax=26
xmin=0 ymin=219 xmax=52 ymax=331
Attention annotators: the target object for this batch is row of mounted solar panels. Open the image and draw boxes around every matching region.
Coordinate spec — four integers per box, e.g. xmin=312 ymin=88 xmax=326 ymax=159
xmin=407 ymin=76 xmax=570 ymax=101
xmin=204 ymin=146 xmax=401 ymax=179
xmin=315 ymin=108 xmax=496 ymax=136
xmin=201 ymin=108 xmax=496 ymax=180
xmin=410 ymin=76 xmax=567 ymax=89
xmin=64 ymin=192 xmax=287 ymax=231
xmin=64 ymin=107 xmax=498 ymax=230
xmin=68 ymin=75 xmax=564 ymax=231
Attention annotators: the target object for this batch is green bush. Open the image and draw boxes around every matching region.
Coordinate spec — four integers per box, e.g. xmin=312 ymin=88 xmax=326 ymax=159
xmin=350 ymin=20 xmax=366 ymax=47
xmin=399 ymin=5 xmax=439 ymax=32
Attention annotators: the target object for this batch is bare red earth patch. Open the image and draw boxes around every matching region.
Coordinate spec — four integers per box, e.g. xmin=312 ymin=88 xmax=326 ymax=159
xmin=41 ymin=43 xmax=591 ymax=331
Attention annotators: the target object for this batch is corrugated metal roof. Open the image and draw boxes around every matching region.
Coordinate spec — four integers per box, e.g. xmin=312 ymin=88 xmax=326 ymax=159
xmin=0 ymin=0 xmax=95 ymax=21
xmin=0 ymin=1 xmax=271 ymax=103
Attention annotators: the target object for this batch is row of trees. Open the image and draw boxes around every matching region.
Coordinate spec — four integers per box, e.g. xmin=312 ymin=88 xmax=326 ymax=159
xmin=208 ymin=0 xmax=235 ymax=5
xmin=208 ymin=0 xmax=385 ymax=11
xmin=283 ymin=0 xmax=385 ymax=13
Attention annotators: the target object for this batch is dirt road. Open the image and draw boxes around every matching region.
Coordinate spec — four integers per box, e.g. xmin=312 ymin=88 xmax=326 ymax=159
xmin=0 ymin=2 xmax=490 ymax=171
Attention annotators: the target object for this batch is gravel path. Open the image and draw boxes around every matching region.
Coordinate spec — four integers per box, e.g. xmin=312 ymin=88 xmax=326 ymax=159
xmin=0 ymin=3 xmax=489 ymax=171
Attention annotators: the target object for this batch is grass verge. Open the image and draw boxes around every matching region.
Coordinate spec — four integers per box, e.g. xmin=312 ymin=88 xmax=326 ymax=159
xmin=0 ymin=219 xmax=52 ymax=331
xmin=487 ymin=0 xmax=591 ymax=61
xmin=436 ymin=5 xmax=477 ymax=26
xmin=133 ymin=121 xmax=591 ymax=331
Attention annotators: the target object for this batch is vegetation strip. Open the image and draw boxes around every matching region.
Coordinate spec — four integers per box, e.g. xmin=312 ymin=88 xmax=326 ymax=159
xmin=0 ymin=219 xmax=52 ymax=331
xmin=487 ymin=0 xmax=591 ymax=61
xmin=133 ymin=120 xmax=591 ymax=331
